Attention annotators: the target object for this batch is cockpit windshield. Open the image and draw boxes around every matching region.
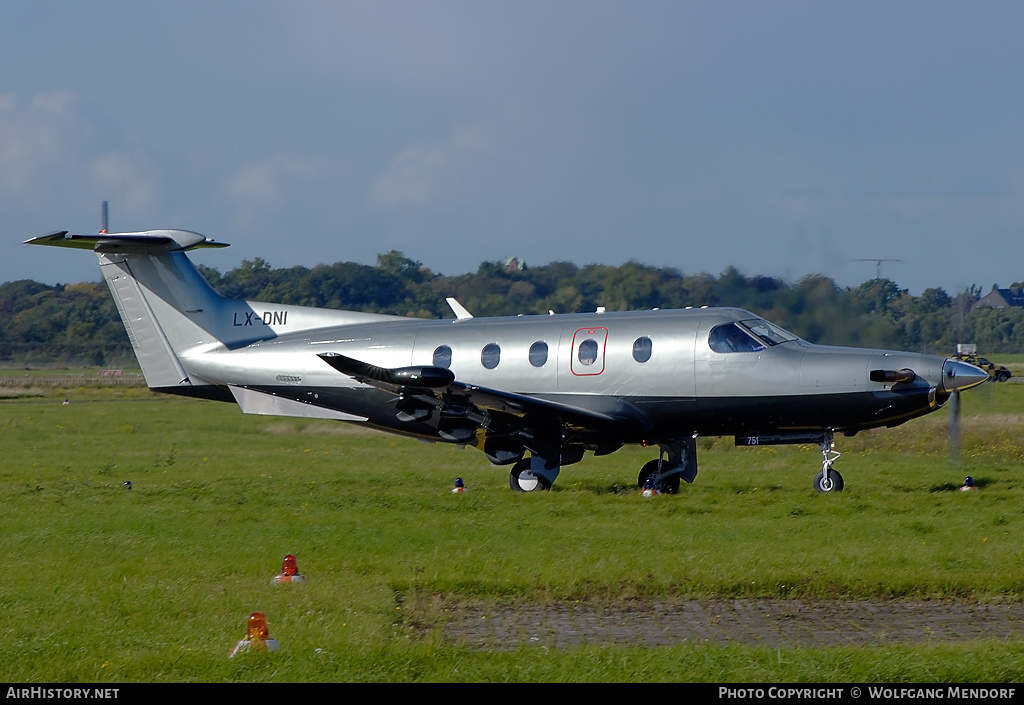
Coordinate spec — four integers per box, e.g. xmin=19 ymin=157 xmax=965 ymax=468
xmin=709 ymin=319 xmax=801 ymax=353
xmin=741 ymin=319 xmax=800 ymax=346
xmin=709 ymin=323 xmax=764 ymax=353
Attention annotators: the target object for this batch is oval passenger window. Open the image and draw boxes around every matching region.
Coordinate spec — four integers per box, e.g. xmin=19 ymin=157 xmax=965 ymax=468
xmin=433 ymin=345 xmax=452 ymax=369
xmin=578 ymin=339 xmax=598 ymax=366
xmin=481 ymin=343 xmax=501 ymax=369
xmin=529 ymin=341 xmax=548 ymax=367
xmin=633 ymin=336 xmax=652 ymax=363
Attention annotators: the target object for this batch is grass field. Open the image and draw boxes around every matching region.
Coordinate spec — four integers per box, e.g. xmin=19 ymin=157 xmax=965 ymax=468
xmin=2 ymin=381 xmax=1024 ymax=682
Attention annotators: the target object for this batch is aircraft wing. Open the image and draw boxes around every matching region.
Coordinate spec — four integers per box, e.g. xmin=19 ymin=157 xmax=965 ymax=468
xmin=447 ymin=381 xmax=623 ymax=426
xmin=317 ymin=352 xmax=648 ymax=434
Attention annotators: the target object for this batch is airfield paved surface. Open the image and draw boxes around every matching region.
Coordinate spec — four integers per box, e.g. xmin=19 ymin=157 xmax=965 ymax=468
xmin=437 ymin=600 xmax=1024 ymax=649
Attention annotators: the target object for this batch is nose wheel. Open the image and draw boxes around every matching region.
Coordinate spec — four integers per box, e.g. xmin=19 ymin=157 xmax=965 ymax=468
xmin=814 ymin=434 xmax=844 ymax=492
xmin=814 ymin=467 xmax=844 ymax=492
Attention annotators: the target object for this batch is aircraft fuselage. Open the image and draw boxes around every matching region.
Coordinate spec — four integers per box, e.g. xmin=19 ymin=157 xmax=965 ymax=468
xmin=181 ymin=306 xmax=956 ymax=444
xmin=25 ymin=229 xmax=989 ymax=492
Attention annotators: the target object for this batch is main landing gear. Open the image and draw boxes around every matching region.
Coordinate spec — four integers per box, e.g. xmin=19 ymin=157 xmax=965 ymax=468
xmin=813 ymin=433 xmax=844 ymax=492
xmin=636 ymin=437 xmax=698 ymax=494
xmin=507 ymin=433 xmax=846 ymax=493
xmin=508 ymin=455 xmax=560 ymax=492
xmin=509 ymin=458 xmax=548 ymax=491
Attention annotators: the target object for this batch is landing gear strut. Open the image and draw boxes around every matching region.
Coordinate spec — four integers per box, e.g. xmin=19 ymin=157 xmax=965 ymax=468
xmin=813 ymin=433 xmax=844 ymax=492
xmin=636 ymin=437 xmax=698 ymax=494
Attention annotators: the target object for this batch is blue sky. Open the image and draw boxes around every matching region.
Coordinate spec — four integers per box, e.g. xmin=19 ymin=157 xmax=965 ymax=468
xmin=3 ymin=1 xmax=1023 ymax=296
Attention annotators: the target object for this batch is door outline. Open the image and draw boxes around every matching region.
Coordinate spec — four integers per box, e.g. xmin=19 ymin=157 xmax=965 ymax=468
xmin=570 ymin=327 xmax=608 ymax=376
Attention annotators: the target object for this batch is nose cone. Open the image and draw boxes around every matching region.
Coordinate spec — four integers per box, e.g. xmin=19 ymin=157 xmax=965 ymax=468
xmin=941 ymin=358 xmax=989 ymax=393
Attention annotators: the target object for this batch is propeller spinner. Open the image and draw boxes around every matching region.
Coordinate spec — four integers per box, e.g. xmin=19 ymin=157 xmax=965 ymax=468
xmin=940 ymin=358 xmax=990 ymax=394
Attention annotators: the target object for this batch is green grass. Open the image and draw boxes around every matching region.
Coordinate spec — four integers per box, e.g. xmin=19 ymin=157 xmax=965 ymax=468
xmin=1 ymin=386 xmax=1023 ymax=682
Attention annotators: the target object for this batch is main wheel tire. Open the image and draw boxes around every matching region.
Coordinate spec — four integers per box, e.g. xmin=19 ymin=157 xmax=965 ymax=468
xmin=996 ymin=371 xmax=1010 ymax=383
xmin=509 ymin=459 xmax=550 ymax=492
xmin=637 ymin=459 xmax=681 ymax=494
xmin=813 ymin=467 xmax=845 ymax=493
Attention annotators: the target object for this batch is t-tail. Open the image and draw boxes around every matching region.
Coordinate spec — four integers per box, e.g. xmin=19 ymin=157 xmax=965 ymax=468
xmin=24 ymin=230 xmax=398 ymax=399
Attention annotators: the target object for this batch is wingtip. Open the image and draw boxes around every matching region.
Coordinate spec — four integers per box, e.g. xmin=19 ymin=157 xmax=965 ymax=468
xmin=23 ymin=231 xmax=70 ymax=246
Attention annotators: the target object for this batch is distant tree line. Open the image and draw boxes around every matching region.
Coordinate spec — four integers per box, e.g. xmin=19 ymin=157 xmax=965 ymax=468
xmin=2 ymin=250 xmax=1022 ymax=366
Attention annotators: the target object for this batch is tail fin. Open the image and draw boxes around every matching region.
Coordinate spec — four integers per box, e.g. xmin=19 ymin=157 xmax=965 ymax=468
xmin=25 ymin=229 xmax=404 ymax=396
xmin=26 ymin=230 xmax=235 ymax=393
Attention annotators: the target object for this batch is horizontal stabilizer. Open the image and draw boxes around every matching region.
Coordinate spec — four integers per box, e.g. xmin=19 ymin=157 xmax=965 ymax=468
xmin=24 ymin=230 xmax=229 ymax=252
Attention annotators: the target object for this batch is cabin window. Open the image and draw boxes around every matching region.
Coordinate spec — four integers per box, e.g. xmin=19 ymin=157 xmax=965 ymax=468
xmin=709 ymin=323 xmax=765 ymax=353
xmin=529 ymin=341 xmax=548 ymax=367
xmin=481 ymin=343 xmax=501 ymax=369
xmin=433 ymin=345 xmax=452 ymax=369
xmin=578 ymin=339 xmax=599 ymax=366
xmin=632 ymin=336 xmax=652 ymax=363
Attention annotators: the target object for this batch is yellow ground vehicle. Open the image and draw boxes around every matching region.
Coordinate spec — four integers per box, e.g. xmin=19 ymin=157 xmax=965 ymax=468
xmin=955 ymin=354 xmax=1012 ymax=382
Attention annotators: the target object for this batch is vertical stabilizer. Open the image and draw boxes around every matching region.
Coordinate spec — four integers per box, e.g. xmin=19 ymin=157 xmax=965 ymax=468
xmin=100 ymin=253 xmax=196 ymax=388
xmin=25 ymin=230 xmax=233 ymax=391
xmin=25 ymin=229 xmax=404 ymax=396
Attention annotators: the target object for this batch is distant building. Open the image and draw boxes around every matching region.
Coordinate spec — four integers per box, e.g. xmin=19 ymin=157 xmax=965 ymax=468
xmin=970 ymin=287 xmax=1024 ymax=313
xmin=505 ymin=257 xmax=527 ymax=272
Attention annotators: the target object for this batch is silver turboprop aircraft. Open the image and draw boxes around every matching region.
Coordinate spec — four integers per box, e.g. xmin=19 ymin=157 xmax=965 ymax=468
xmin=26 ymin=229 xmax=989 ymax=493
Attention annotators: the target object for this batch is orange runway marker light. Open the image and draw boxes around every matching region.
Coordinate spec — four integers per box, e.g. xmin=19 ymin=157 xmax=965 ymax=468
xmin=229 ymin=611 xmax=279 ymax=658
xmin=271 ymin=554 xmax=306 ymax=584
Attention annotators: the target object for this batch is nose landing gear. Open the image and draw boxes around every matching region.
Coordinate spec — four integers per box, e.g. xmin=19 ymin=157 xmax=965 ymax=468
xmin=813 ymin=434 xmax=844 ymax=492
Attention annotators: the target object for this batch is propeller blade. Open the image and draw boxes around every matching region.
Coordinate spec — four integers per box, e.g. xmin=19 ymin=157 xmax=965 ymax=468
xmin=949 ymin=389 xmax=961 ymax=465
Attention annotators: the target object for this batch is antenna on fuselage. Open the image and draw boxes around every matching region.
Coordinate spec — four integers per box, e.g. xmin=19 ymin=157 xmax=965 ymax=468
xmin=446 ymin=298 xmax=473 ymax=320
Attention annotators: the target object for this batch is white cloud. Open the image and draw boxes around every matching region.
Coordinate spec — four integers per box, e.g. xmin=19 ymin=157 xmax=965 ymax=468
xmin=222 ymin=152 xmax=326 ymax=224
xmin=0 ymin=92 xmax=82 ymax=199
xmin=0 ymin=91 xmax=161 ymax=221
xmin=89 ymin=150 xmax=160 ymax=213
xmin=368 ymin=126 xmax=492 ymax=209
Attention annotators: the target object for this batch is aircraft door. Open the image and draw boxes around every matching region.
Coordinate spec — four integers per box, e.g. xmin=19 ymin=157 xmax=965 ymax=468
xmin=570 ymin=327 xmax=608 ymax=376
